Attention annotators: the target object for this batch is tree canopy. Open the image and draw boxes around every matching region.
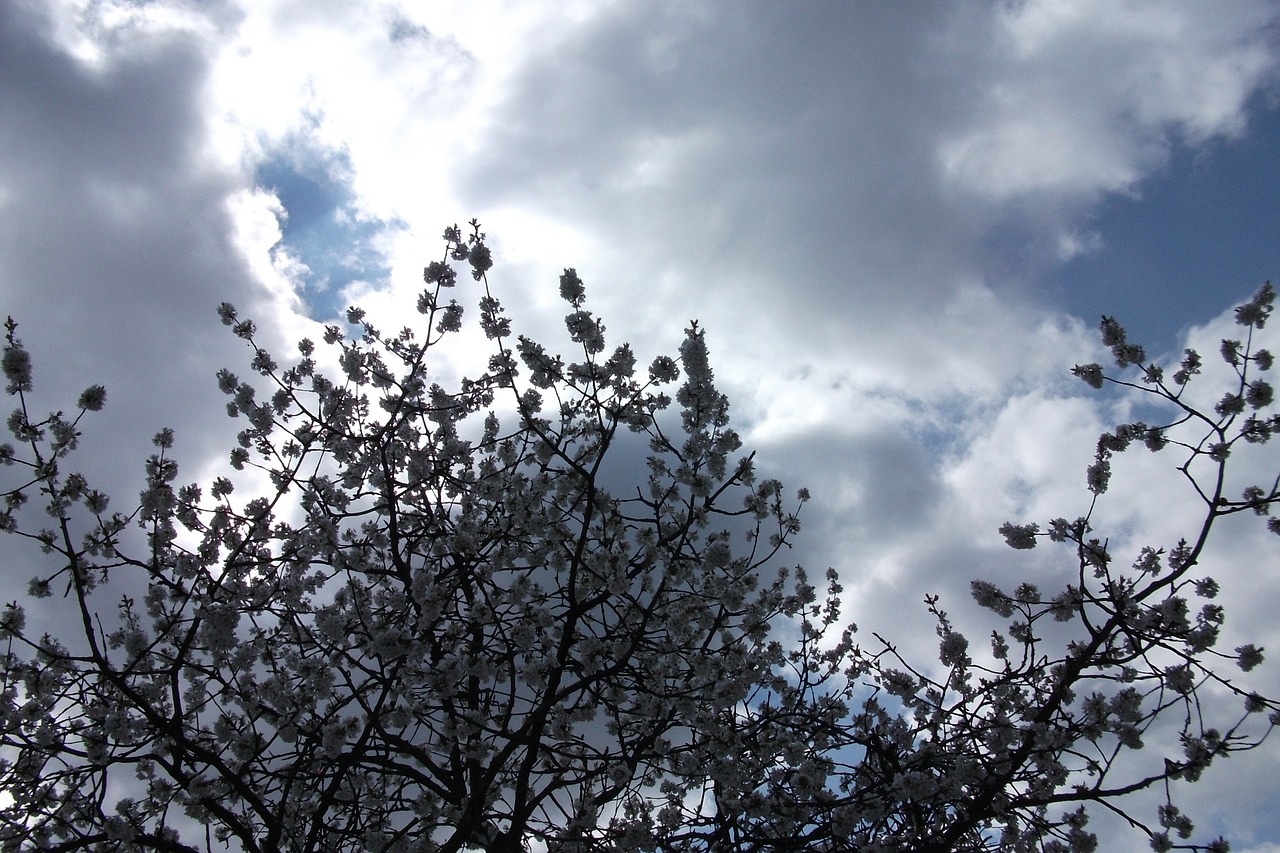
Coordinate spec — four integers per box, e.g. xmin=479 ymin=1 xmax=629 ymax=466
xmin=1 ymin=222 xmax=1277 ymax=852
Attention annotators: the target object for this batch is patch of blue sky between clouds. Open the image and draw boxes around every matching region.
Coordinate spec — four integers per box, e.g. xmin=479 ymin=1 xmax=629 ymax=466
xmin=1046 ymin=98 xmax=1280 ymax=357
xmin=254 ymin=142 xmax=404 ymax=321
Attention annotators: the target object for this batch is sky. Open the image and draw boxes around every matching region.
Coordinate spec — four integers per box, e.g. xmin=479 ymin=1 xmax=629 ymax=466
xmin=2 ymin=0 xmax=1280 ymax=848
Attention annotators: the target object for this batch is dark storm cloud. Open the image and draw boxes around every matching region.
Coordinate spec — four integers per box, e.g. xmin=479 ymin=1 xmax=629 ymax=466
xmin=0 ymin=1 xmax=266 ymax=485
xmin=0 ymin=0 xmax=266 ymax=691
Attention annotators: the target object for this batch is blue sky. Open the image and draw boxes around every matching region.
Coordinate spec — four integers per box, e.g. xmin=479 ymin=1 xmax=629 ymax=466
xmin=2 ymin=1 xmax=1280 ymax=849
xmin=1049 ymin=96 xmax=1280 ymax=350
xmin=254 ymin=141 xmax=403 ymax=320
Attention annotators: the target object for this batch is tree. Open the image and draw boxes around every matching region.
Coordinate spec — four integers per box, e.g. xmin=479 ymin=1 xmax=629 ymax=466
xmin=0 ymin=221 xmax=1276 ymax=852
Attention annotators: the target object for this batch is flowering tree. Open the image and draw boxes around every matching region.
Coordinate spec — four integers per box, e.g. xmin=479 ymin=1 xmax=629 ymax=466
xmin=679 ymin=285 xmax=1280 ymax=853
xmin=0 ymin=222 xmax=1276 ymax=852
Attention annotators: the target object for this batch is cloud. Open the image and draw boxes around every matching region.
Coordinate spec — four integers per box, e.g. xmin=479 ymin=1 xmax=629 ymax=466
xmin=941 ymin=0 xmax=1279 ymax=199
xmin=0 ymin=0 xmax=264 ymax=483
xmin=452 ymin=1 xmax=1279 ymax=420
xmin=1235 ymin=842 xmax=1280 ymax=853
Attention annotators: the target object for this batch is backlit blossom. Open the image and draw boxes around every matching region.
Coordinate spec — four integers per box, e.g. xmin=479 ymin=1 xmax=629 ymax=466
xmin=999 ymin=522 xmax=1038 ymax=550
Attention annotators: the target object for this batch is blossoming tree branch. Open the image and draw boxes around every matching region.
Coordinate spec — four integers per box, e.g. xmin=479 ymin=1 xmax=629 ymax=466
xmin=0 ymin=222 xmax=1277 ymax=852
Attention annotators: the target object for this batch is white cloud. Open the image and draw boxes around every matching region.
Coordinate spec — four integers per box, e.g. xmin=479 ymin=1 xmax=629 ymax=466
xmin=941 ymin=0 xmax=1278 ymax=200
